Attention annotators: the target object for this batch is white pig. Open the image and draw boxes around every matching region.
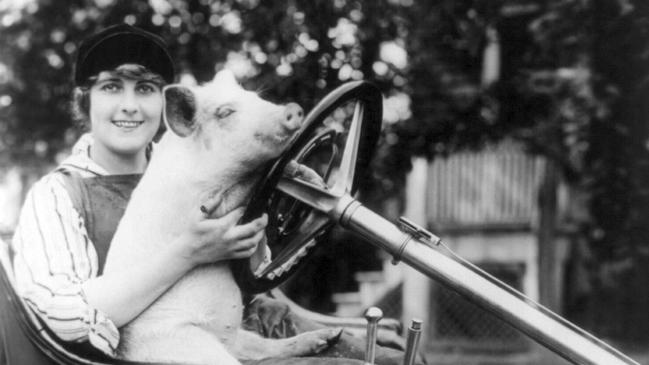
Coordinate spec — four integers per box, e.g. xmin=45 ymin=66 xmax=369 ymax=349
xmin=103 ymin=70 xmax=340 ymax=365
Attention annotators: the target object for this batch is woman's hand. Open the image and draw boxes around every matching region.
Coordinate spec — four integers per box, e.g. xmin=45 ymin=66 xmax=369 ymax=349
xmin=180 ymin=208 xmax=269 ymax=266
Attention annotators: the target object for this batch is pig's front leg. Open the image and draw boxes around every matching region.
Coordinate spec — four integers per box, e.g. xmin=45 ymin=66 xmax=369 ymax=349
xmin=232 ymin=327 xmax=343 ymax=360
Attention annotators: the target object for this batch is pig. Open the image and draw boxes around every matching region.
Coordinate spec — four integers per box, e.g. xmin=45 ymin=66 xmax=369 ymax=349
xmin=103 ymin=70 xmax=341 ymax=365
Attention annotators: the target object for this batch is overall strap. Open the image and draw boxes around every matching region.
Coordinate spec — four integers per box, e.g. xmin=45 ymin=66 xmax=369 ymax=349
xmin=56 ymin=169 xmax=142 ymax=274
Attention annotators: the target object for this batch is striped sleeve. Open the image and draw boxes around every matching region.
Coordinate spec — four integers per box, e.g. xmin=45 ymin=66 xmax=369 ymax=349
xmin=11 ymin=173 xmax=119 ymax=356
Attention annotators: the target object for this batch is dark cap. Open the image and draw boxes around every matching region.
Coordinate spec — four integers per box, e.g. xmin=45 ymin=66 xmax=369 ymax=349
xmin=74 ymin=24 xmax=175 ymax=85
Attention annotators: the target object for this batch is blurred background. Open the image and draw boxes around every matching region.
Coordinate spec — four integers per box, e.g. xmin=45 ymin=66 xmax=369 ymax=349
xmin=1 ymin=0 xmax=648 ymax=364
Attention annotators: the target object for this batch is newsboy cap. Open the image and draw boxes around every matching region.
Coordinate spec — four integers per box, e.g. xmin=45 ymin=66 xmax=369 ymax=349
xmin=74 ymin=23 xmax=175 ymax=85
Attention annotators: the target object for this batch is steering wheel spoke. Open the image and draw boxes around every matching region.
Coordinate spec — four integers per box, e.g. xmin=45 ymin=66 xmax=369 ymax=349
xmin=331 ymin=101 xmax=364 ymax=195
xmin=276 ymin=176 xmax=341 ymax=214
xmin=256 ymin=210 xmax=331 ymax=279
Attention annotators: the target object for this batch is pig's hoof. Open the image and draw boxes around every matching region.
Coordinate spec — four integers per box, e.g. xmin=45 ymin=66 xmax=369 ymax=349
xmin=281 ymin=328 xmax=344 ymax=357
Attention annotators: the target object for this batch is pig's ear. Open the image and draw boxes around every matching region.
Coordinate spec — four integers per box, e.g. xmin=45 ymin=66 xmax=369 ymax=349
xmin=212 ymin=69 xmax=238 ymax=86
xmin=163 ymin=85 xmax=197 ymax=138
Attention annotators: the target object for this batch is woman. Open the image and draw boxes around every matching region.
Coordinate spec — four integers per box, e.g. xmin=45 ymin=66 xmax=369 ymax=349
xmin=11 ymin=24 xmax=269 ymax=359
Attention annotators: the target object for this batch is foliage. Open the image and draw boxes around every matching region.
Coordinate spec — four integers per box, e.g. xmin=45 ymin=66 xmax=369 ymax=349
xmin=0 ymin=1 xmax=388 ymax=154
xmin=398 ymin=0 xmax=649 ymax=266
xmin=512 ymin=0 xmax=649 ymax=263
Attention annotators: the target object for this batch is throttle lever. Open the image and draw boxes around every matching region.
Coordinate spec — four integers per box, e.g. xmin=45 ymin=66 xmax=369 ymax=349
xmin=392 ymin=217 xmax=442 ymax=265
xmin=403 ymin=319 xmax=423 ymax=365
xmin=363 ymin=307 xmax=383 ymax=365
xmin=397 ymin=217 xmax=441 ymax=246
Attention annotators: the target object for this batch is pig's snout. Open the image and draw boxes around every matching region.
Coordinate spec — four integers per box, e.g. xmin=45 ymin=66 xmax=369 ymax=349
xmin=283 ymin=103 xmax=304 ymax=132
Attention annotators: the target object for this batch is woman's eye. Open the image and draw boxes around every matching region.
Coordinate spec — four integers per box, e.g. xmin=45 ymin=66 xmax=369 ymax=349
xmin=216 ymin=107 xmax=235 ymax=119
xmin=137 ymin=83 xmax=158 ymax=94
xmin=100 ymin=83 xmax=120 ymax=92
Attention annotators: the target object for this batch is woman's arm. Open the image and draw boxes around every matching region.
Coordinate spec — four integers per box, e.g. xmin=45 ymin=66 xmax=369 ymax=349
xmin=13 ymin=173 xmax=269 ymax=354
xmin=12 ymin=174 xmax=119 ymax=356
xmin=83 ymin=207 xmax=268 ymax=327
xmin=81 ymin=239 xmax=193 ymax=327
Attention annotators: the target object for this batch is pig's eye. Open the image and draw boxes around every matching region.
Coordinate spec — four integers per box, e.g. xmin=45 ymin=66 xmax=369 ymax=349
xmin=215 ymin=107 xmax=235 ymax=119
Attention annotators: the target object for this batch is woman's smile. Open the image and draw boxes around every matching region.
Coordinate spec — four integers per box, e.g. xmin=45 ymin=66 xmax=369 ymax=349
xmin=112 ymin=119 xmax=145 ymax=129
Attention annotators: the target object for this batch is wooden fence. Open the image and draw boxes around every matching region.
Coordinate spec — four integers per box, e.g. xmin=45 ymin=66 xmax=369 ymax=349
xmin=426 ymin=143 xmax=545 ymax=231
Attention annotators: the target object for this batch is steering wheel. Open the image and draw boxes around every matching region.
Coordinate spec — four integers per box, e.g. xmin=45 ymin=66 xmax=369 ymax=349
xmin=231 ymin=81 xmax=383 ymax=294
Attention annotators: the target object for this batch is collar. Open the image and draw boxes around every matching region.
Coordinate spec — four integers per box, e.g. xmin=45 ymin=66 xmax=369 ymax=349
xmin=58 ymin=133 xmax=110 ymax=177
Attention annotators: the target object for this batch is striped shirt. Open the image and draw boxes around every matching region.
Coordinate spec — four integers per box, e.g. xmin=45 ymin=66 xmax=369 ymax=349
xmin=12 ymin=134 xmax=119 ymax=356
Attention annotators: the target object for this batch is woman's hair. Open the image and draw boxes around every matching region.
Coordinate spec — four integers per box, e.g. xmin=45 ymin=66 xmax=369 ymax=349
xmin=71 ymin=64 xmax=166 ymax=130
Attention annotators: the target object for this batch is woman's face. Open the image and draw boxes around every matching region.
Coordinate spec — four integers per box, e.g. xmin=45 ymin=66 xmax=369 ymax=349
xmin=88 ymin=68 xmax=163 ymax=157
